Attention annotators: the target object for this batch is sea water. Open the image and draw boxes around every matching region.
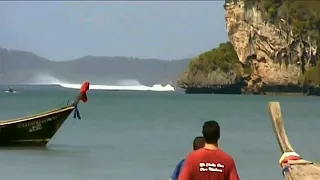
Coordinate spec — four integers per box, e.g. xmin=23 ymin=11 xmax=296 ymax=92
xmin=0 ymin=86 xmax=320 ymax=180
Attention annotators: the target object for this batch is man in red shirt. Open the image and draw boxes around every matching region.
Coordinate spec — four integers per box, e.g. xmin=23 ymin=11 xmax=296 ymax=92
xmin=178 ymin=120 xmax=239 ymax=180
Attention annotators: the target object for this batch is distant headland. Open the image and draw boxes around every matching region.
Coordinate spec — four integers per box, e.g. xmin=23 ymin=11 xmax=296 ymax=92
xmin=177 ymin=0 xmax=320 ymax=96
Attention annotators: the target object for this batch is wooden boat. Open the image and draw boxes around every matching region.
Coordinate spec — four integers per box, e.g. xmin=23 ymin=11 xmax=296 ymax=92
xmin=268 ymin=101 xmax=320 ymax=180
xmin=0 ymin=81 xmax=90 ymax=146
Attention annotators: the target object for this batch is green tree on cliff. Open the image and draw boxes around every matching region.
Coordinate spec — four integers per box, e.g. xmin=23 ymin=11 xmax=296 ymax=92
xmin=188 ymin=42 xmax=239 ymax=74
xmin=178 ymin=42 xmax=248 ymax=87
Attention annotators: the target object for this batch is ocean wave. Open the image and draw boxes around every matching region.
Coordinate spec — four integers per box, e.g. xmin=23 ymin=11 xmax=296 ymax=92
xmin=26 ymin=73 xmax=175 ymax=92
xmin=59 ymin=83 xmax=175 ymax=91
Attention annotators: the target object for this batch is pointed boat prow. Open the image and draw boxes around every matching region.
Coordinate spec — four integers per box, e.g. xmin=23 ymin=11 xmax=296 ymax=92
xmin=268 ymin=101 xmax=320 ymax=180
xmin=0 ymin=81 xmax=90 ymax=147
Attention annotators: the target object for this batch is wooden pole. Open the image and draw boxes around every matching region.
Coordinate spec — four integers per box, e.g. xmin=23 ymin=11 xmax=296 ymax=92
xmin=268 ymin=101 xmax=320 ymax=180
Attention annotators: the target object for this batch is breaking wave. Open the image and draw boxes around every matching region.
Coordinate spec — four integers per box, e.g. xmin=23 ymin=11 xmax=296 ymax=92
xmin=59 ymin=83 xmax=175 ymax=91
xmin=26 ymin=73 xmax=175 ymax=92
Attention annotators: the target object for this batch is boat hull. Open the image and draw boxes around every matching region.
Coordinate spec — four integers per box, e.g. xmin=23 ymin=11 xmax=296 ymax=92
xmin=0 ymin=107 xmax=74 ymax=146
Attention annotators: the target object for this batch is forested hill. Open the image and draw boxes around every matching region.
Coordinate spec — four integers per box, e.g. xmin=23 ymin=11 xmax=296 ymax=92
xmin=0 ymin=47 xmax=190 ymax=87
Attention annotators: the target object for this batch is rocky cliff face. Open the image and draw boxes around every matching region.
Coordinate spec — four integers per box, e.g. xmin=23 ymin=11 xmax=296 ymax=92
xmin=225 ymin=0 xmax=318 ymax=93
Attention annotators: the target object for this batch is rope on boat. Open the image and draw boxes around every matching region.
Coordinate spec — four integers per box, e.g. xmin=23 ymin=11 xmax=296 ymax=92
xmin=279 ymin=152 xmax=301 ymax=177
xmin=282 ymin=165 xmax=290 ymax=176
xmin=73 ymin=105 xmax=81 ymax=120
xmin=71 ymin=81 xmax=89 ymax=120
xmin=279 ymin=152 xmax=301 ymax=164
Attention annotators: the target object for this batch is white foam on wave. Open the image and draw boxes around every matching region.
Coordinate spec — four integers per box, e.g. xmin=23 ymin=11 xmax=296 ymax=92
xmin=26 ymin=73 xmax=175 ymax=92
xmin=59 ymin=83 xmax=175 ymax=91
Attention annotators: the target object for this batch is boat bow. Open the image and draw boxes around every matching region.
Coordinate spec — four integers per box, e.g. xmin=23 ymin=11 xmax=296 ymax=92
xmin=268 ymin=101 xmax=320 ymax=180
xmin=0 ymin=81 xmax=90 ymax=146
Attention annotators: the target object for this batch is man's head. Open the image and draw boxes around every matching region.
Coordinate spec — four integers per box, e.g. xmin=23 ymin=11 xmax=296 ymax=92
xmin=193 ymin=136 xmax=205 ymax=150
xmin=202 ymin=120 xmax=220 ymax=144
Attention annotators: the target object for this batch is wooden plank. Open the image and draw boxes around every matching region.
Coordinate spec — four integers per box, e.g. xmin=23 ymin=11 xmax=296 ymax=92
xmin=268 ymin=102 xmax=294 ymax=153
xmin=282 ymin=165 xmax=320 ymax=180
xmin=268 ymin=101 xmax=320 ymax=180
xmin=287 ymin=159 xmax=313 ymax=165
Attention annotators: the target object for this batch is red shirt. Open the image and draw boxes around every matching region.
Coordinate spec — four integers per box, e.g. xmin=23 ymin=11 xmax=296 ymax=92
xmin=178 ymin=148 xmax=239 ymax=180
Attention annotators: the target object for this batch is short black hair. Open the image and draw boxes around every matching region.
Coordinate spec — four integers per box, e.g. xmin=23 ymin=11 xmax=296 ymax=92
xmin=202 ymin=120 xmax=220 ymax=144
xmin=193 ymin=136 xmax=205 ymax=150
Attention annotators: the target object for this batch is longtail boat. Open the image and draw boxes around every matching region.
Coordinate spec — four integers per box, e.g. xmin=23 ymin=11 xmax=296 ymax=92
xmin=0 ymin=81 xmax=90 ymax=146
xmin=268 ymin=101 xmax=320 ymax=179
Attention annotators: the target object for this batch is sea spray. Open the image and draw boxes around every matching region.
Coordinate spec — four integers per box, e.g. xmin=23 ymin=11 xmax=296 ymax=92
xmin=26 ymin=73 xmax=175 ymax=91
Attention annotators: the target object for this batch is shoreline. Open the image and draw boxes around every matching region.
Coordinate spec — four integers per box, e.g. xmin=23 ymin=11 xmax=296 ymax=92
xmin=180 ymin=84 xmax=320 ymax=96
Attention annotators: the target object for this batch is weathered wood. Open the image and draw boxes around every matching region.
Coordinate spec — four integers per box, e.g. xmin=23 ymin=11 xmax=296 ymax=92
xmin=268 ymin=101 xmax=320 ymax=180
xmin=282 ymin=164 xmax=320 ymax=180
xmin=268 ymin=102 xmax=294 ymax=153
xmin=287 ymin=159 xmax=313 ymax=165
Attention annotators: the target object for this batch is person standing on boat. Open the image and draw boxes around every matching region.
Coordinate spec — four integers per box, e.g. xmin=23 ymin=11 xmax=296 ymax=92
xmin=170 ymin=136 xmax=205 ymax=180
xmin=178 ymin=120 xmax=239 ymax=180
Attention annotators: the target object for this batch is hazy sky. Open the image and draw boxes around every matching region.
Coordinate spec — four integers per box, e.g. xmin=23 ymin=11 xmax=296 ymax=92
xmin=0 ymin=1 xmax=228 ymax=61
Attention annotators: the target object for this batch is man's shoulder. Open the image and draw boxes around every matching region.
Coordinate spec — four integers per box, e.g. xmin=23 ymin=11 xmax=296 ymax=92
xmin=185 ymin=148 xmax=206 ymax=159
xmin=184 ymin=150 xmax=200 ymax=162
xmin=195 ymin=148 xmax=235 ymax=160
xmin=170 ymin=159 xmax=186 ymax=180
xmin=177 ymin=159 xmax=185 ymax=166
xmin=217 ymin=149 xmax=236 ymax=164
xmin=186 ymin=148 xmax=235 ymax=161
xmin=173 ymin=159 xmax=185 ymax=170
xmin=186 ymin=148 xmax=202 ymax=156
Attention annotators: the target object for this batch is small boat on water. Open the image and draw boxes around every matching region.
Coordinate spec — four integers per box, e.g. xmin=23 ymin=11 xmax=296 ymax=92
xmin=4 ymin=90 xmax=17 ymax=93
xmin=268 ymin=102 xmax=320 ymax=180
xmin=0 ymin=81 xmax=90 ymax=146
xmin=5 ymin=86 xmax=17 ymax=93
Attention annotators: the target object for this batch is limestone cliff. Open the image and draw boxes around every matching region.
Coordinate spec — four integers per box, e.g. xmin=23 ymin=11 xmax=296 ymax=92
xmin=225 ymin=0 xmax=318 ymax=94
